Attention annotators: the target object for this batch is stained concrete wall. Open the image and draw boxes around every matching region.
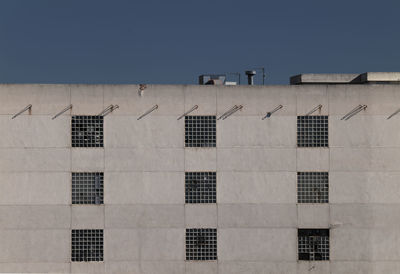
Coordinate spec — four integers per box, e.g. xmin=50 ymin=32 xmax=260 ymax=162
xmin=0 ymin=83 xmax=399 ymax=273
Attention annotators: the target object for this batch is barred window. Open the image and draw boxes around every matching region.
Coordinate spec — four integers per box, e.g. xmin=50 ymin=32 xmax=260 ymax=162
xmin=186 ymin=228 xmax=217 ymax=260
xmin=298 ymin=172 xmax=328 ymax=203
xmin=72 ymin=172 xmax=104 ymax=205
xmin=298 ymin=229 xmax=329 ymax=261
xmin=297 ymin=116 xmax=328 ymax=147
xmin=72 ymin=229 xmax=103 ymax=262
xmin=185 ymin=172 xmax=216 ymax=203
xmin=72 ymin=116 xmax=103 ymax=147
xmin=185 ymin=116 xmax=216 ymax=147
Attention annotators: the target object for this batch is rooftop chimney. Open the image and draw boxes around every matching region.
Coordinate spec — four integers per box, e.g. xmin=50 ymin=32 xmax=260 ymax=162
xmin=245 ymin=70 xmax=256 ymax=85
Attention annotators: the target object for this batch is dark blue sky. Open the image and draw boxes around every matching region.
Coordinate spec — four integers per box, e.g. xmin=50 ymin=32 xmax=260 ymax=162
xmin=1 ymin=0 xmax=399 ymax=85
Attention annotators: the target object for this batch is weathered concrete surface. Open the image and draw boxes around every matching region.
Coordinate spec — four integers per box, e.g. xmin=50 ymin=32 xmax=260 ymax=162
xmin=0 ymin=82 xmax=399 ymax=273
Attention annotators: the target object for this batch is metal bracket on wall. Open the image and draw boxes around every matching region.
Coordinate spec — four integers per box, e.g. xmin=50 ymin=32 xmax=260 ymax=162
xmin=387 ymin=108 xmax=400 ymax=120
xmin=52 ymin=104 xmax=73 ymax=120
xmin=262 ymin=105 xmax=283 ymax=119
xmin=99 ymin=105 xmax=119 ymax=116
xmin=341 ymin=105 xmax=367 ymax=120
xmin=138 ymin=84 xmax=147 ymax=96
xmin=305 ymin=104 xmax=322 ymax=116
xmin=12 ymin=104 xmax=32 ymax=119
xmin=222 ymin=105 xmax=243 ymax=120
xmin=177 ymin=105 xmax=198 ymax=120
xmin=218 ymin=105 xmax=239 ymax=120
xmin=137 ymin=105 xmax=158 ymax=120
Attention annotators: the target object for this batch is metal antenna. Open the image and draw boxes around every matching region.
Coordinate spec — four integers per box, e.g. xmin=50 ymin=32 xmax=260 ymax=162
xmin=262 ymin=105 xmax=283 ymax=120
xmin=52 ymin=104 xmax=72 ymax=120
xmin=344 ymin=105 xmax=367 ymax=120
xmin=218 ymin=105 xmax=238 ymax=120
xmin=12 ymin=104 xmax=32 ymax=119
xmin=387 ymin=108 xmax=400 ymax=120
xmin=305 ymin=104 xmax=322 ymax=116
xmin=222 ymin=105 xmax=243 ymax=120
xmin=177 ymin=105 xmax=198 ymax=120
xmin=99 ymin=105 xmax=119 ymax=116
xmin=341 ymin=105 xmax=362 ymax=120
xmin=137 ymin=104 xmax=158 ymax=120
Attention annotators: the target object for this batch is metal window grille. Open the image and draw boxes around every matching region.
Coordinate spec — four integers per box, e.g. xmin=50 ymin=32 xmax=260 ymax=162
xmin=186 ymin=228 xmax=217 ymax=260
xmin=71 ymin=229 xmax=103 ymax=262
xmin=298 ymin=229 xmax=329 ymax=261
xmin=298 ymin=172 xmax=328 ymax=203
xmin=185 ymin=116 xmax=216 ymax=147
xmin=72 ymin=116 xmax=103 ymax=147
xmin=185 ymin=172 xmax=216 ymax=203
xmin=297 ymin=116 xmax=328 ymax=147
xmin=72 ymin=172 xmax=104 ymax=205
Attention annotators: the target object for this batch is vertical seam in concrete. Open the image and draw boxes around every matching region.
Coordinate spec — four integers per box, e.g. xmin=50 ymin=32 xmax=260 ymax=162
xmin=69 ymin=85 xmax=72 ymax=274
xmin=295 ymin=88 xmax=299 ymax=274
xmin=183 ymin=86 xmax=187 ymax=274
xmin=327 ymin=85 xmax=332 ymax=274
xmin=216 ymin=88 xmax=219 ymax=274
xmin=102 ymin=86 xmax=106 ymax=274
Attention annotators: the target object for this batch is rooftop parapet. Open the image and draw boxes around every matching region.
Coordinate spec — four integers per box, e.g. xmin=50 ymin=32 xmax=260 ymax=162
xmin=290 ymin=72 xmax=400 ymax=85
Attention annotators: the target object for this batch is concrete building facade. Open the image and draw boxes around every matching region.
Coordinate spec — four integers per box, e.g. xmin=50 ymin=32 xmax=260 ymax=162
xmin=0 ymin=72 xmax=399 ymax=273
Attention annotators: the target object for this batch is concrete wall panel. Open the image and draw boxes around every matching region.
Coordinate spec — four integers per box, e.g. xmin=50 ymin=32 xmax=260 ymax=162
xmin=71 ymin=85 xmax=104 ymax=115
xmin=105 ymin=229 xmax=140 ymax=261
xmin=218 ymin=228 xmax=296 ymax=261
xmin=185 ymin=204 xmax=217 ymax=228
xmin=217 ymin=172 xmax=296 ymax=204
xmin=218 ymin=148 xmax=296 ymax=171
xmin=297 ymin=204 xmax=330 ymax=228
xmin=0 ymin=206 xmax=70 ymax=229
xmin=0 ymin=172 xmax=70 ymax=205
xmin=0 ymin=116 xmax=70 ymax=148
xmin=218 ymin=204 xmax=296 ymax=228
xmin=218 ymin=262 xmax=297 ymax=274
xmin=71 ymin=205 xmax=104 ymax=229
xmin=184 ymin=86 xmax=216 ymax=115
xmin=105 ymin=205 xmax=184 ymax=228
xmin=0 ymin=263 xmax=70 ymax=273
xmin=140 ymin=229 xmax=184 ymax=261
xmin=330 ymin=148 xmax=400 ymax=171
xmin=0 ymin=84 xmax=70 ymax=115
xmin=297 ymin=148 xmax=329 ymax=171
xmin=185 ymin=148 xmax=216 ymax=171
xmin=105 ymin=116 xmax=183 ymax=148
xmin=217 ymin=86 xmax=296 ymax=116
xmin=0 ymin=148 xmax=70 ymax=172
xmin=105 ymin=148 xmax=183 ymax=171
xmin=71 ymin=262 xmax=105 ymax=274
xmin=217 ymin=116 xmax=296 ymax=148
xmin=104 ymin=172 xmax=184 ymax=204
xmin=0 ymin=230 xmax=70 ymax=263
xmin=330 ymin=172 xmax=400 ymax=204
xmin=71 ymin=148 xmax=104 ymax=171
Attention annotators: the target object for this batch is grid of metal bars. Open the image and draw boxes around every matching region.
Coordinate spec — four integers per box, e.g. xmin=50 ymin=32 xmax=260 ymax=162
xmin=298 ymin=229 xmax=329 ymax=261
xmin=185 ymin=172 xmax=216 ymax=203
xmin=72 ymin=172 xmax=104 ymax=205
xmin=71 ymin=229 xmax=103 ymax=262
xmin=298 ymin=172 xmax=329 ymax=203
xmin=185 ymin=116 xmax=216 ymax=147
xmin=186 ymin=228 xmax=217 ymax=260
xmin=71 ymin=115 xmax=103 ymax=147
xmin=297 ymin=116 xmax=328 ymax=147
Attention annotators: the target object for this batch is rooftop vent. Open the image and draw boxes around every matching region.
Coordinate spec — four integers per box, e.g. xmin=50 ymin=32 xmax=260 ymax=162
xmin=245 ymin=70 xmax=256 ymax=85
xmin=199 ymin=74 xmax=226 ymax=85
